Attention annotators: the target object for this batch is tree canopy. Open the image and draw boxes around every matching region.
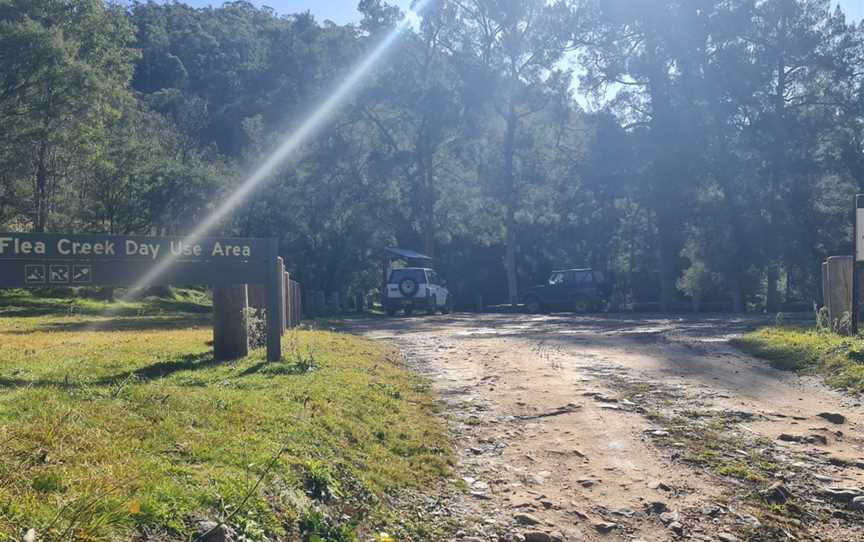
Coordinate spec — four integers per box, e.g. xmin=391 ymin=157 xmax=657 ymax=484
xmin=1 ymin=0 xmax=862 ymax=310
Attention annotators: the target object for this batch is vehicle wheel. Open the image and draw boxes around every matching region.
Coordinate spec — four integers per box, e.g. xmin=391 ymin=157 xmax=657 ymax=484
xmin=427 ymin=296 xmax=437 ymax=315
xmin=573 ymin=296 xmax=592 ymax=314
xmin=442 ymin=297 xmax=452 ymax=314
xmin=524 ymin=295 xmax=543 ymax=314
xmin=404 ymin=308 xmax=413 ymax=316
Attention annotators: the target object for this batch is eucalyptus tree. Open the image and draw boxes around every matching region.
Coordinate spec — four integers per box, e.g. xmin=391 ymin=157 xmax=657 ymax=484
xmin=443 ymin=0 xmax=576 ymax=307
xmin=357 ymin=0 xmax=465 ymax=258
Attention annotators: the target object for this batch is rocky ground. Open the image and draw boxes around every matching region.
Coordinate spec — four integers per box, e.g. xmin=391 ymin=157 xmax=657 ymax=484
xmin=339 ymin=313 xmax=864 ymax=542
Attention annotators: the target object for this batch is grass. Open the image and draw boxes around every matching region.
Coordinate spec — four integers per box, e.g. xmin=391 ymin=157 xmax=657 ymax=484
xmin=733 ymin=325 xmax=864 ymax=393
xmin=0 ymin=291 xmax=452 ymax=541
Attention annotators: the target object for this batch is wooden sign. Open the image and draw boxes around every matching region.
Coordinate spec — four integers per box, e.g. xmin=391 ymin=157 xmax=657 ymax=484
xmin=0 ymin=233 xmax=270 ymax=288
xmin=0 ymin=232 xmax=283 ymax=361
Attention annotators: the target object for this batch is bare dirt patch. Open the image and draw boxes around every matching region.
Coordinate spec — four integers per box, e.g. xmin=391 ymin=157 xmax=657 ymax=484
xmin=340 ymin=313 xmax=864 ymax=541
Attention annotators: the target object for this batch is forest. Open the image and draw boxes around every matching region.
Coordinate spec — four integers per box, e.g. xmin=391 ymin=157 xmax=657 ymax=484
xmin=1 ymin=0 xmax=862 ymax=312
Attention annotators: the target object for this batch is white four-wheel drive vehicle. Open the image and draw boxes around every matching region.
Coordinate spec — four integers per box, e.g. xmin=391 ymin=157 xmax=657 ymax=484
xmin=383 ymin=267 xmax=452 ymax=316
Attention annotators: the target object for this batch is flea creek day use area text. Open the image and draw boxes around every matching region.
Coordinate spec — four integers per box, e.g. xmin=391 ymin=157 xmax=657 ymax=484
xmin=4 ymin=1 xmax=864 ymax=542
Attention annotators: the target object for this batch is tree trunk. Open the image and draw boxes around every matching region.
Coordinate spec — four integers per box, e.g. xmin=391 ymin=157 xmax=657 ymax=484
xmin=657 ymin=215 xmax=679 ymax=312
xmin=730 ymin=275 xmax=746 ymax=313
xmin=422 ymin=158 xmax=435 ymax=258
xmin=504 ymin=207 xmax=518 ymax=308
xmin=503 ymin=100 xmax=519 ymax=308
xmin=34 ymin=140 xmax=49 ymax=233
xmin=766 ymin=265 xmax=780 ymax=313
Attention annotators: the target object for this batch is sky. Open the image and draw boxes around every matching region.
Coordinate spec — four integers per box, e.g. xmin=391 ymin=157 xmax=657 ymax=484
xmin=174 ymin=0 xmax=862 ymax=24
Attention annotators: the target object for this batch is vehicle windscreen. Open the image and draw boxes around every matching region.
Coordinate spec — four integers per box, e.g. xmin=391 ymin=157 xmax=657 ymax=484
xmin=389 ymin=269 xmax=427 ymax=284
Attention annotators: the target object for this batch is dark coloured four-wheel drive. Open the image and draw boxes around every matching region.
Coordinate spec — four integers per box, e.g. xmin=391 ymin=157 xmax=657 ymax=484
xmin=522 ymin=268 xmax=613 ymax=314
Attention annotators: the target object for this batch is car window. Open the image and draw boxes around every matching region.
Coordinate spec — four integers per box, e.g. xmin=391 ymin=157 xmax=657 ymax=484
xmin=428 ymin=271 xmax=438 ymax=285
xmin=564 ymin=271 xmax=592 ymax=284
xmin=549 ymin=272 xmax=564 ymax=285
xmin=389 ymin=268 xmax=427 ymax=284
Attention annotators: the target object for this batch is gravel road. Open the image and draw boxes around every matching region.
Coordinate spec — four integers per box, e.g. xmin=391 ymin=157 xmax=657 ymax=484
xmin=341 ymin=313 xmax=864 ymax=542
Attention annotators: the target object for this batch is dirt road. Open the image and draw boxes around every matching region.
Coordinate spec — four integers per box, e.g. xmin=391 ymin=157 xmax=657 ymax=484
xmin=342 ymin=313 xmax=864 ymax=542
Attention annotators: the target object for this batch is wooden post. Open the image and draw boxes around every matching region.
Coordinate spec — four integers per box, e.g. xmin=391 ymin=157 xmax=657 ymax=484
xmin=853 ymin=195 xmax=863 ymax=334
xmin=288 ymin=281 xmax=294 ymax=326
xmin=213 ymin=285 xmax=249 ymax=360
xmin=279 ymin=268 xmax=288 ymax=335
xmin=285 ymin=279 xmax=291 ymax=329
xmin=286 ymin=278 xmax=293 ymax=329
xmin=265 ymin=245 xmax=282 ymax=362
xmin=291 ymin=280 xmax=300 ymax=327
xmin=822 ymin=261 xmax=829 ymax=309
xmin=827 ymin=255 xmax=853 ymax=334
xmin=247 ymin=284 xmax=266 ymax=309
xmin=293 ymin=281 xmax=303 ymax=325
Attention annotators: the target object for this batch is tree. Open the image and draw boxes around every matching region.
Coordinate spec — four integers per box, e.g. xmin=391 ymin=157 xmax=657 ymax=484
xmin=0 ymin=0 xmax=138 ymax=232
xmin=445 ymin=0 xmax=575 ymax=307
xmin=358 ymin=0 xmax=465 ymax=258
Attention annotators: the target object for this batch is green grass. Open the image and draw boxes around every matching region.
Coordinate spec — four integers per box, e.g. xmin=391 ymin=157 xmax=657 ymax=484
xmin=733 ymin=326 xmax=864 ymax=393
xmin=0 ymin=291 xmax=451 ymax=541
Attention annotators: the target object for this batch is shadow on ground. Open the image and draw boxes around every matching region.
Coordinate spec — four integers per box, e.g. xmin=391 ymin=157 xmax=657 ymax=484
xmin=0 ymin=351 xmax=223 ymax=392
xmin=2 ymin=314 xmax=212 ymax=335
xmin=332 ymin=311 xmax=810 ymax=342
xmin=0 ymin=296 xmax=211 ymax=318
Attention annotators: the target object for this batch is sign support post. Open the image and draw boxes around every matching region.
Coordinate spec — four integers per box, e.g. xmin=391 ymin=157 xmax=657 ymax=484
xmin=265 ymin=240 xmax=282 ymax=362
xmin=853 ymin=195 xmax=863 ymax=335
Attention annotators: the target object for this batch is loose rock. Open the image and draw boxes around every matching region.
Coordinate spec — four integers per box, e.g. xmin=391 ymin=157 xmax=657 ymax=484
xmin=593 ymin=521 xmax=617 ymax=534
xmin=668 ymin=521 xmax=684 ymax=535
xmin=647 ymin=501 xmax=669 ymax=514
xmin=805 ymin=434 xmax=829 ymax=445
xmin=823 ymin=487 xmax=864 ymax=502
xmin=514 ymin=513 xmax=542 ymax=526
xmin=647 ymin=479 xmax=671 ymax=491
xmin=762 ymin=482 xmax=793 ymax=505
xmin=523 ymin=532 xmax=552 ymax=542
xmin=850 ymin=496 xmax=864 ymax=512
xmin=717 ymin=533 xmax=740 ymax=542
xmin=196 ymin=521 xmax=232 ymax=542
xmin=659 ymin=511 xmax=679 ymax=525
xmin=818 ymin=412 xmax=846 ymax=425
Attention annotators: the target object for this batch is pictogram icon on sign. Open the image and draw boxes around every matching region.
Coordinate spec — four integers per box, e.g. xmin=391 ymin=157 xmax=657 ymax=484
xmin=72 ymin=265 xmax=92 ymax=284
xmin=49 ymin=264 xmax=70 ymax=283
xmin=24 ymin=264 xmax=46 ymax=284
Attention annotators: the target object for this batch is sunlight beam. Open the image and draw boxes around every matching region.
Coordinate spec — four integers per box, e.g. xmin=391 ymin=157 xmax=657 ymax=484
xmin=119 ymin=0 xmax=433 ymax=302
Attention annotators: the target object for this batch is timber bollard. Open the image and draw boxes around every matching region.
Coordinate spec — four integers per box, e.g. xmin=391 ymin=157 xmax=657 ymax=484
xmin=826 ymin=256 xmax=853 ymax=333
xmin=213 ymin=285 xmax=249 ymax=360
xmin=821 ymin=261 xmax=829 ymax=310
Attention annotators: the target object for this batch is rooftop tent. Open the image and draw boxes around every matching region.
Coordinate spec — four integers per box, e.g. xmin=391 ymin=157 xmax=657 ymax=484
xmin=384 ymin=247 xmax=433 ymax=264
xmin=382 ymin=248 xmax=433 ymax=293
